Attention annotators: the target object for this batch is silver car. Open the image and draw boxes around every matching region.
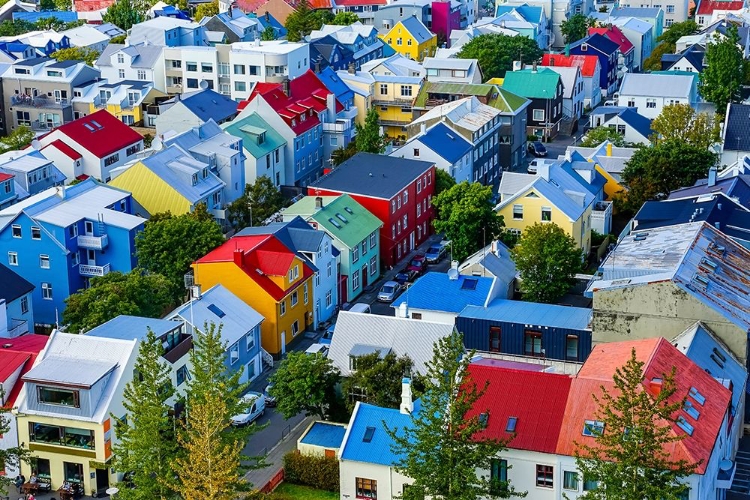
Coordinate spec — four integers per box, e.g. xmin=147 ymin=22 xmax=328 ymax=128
xmin=377 ymin=281 xmax=402 ymax=302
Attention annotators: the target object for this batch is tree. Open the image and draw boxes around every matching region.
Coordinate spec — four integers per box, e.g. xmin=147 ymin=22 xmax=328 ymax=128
xmin=0 ymin=390 xmax=31 ymax=496
xmin=134 ymin=210 xmax=224 ymax=298
xmin=63 ymin=271 xmax=174 ymax=333
xmin=51 ymin=46 xmax=100 ymax=65
xmin=331 ymin=11 xmax=359 ymax=25
xmin=194 ymin=0 xmax=218 ymax=21
xmin=511 ymin=223 xmax=582 ymax=303
xmin=387 ymin=331 xmax=524 ymax=500
xmin=54 ymin=0 xmax=72 ymax=10
xmin=102 ymin=0 xmax=145 ymax=31
xmin=575 ymin=348 xmax=698 ymax=499
xmin=0 ymin=20 xmax=33 ymax=37
xmin=0 ymin=126 xmax=34 ymax=153
xmin=341 ymin=352 xmax=426 ymax=412
xmin=699 ymin=27 xmax=743 ymax=114
xmin=268 ymin=352 xmax=341 ymax=420
xmin=561 ymin=14 xmax=594 ymax=44
xmin=330 ymin=141 xmax=358 ymax=166
xmin=642 ymin=42 xmax=673 ymax=71
xmin=113 ymin=329 xmax=178 ymax=500
xmin=39 ymin=0 xmax=54 ymax=10
xmin=260 ymin=25 xmax=276 ymax=41
xmin=456 ymin=33 xmax=542 ymax=80
xmin=284 ymin=0 xmax=319 ymax=42
xmin=110 ymin=34 xmax=127 ymax=43
xmin=225 ymin=176 xmax=288 ymax=229
xmin=354 ymin=107 xmax=386 ymax=153
xmin=618 ymin=139 xmax=717 ymax=212
xmin=432 ymin=181 xmax=505 ymax=262
xmin=650 ymin=103 xmax=720 ymax=150
xmin=579 ymin=126 xmax=630 ymax=148
xmin=434 ymin=168 xmax=456 ymax=196
xmin=643 ymin=20 xmax=699 ymax=71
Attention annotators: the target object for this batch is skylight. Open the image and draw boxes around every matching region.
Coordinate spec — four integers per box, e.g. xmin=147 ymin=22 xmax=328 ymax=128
xmin=83 ymin=123 xmax=95 ymax=131
xmin=328 ymin=217 xmax=342 ymax=229
xmin=689 ymin=387 xmax=706 ymax=406
xmin=207 ymin=303 xmax=226 ymax=318
xmin=683 ymin=400 xmax=700 ymax=420
xmin=699 ymin=258 xmax=718 ymax=272
xmin=691 ymin=273 xmax=709 ymax=287
xmin=91 ymin=120 xmax=103 ymax=129
xmin=344 ymin=207 xmax=354 ymax=214
xmin=335 ymin=213 xmax=349 ymax=223
xmin=506 ymin=416 xmax=517 ymax=433
xmin=676 ymin=416 xmax=694 ymax=436
xmin=461 ymin=278 xmax=479 ymax=290
xmin=582 ymin=420 xmax=604 ymax=437
xmin=712 ymin=348 xmax=727 ymax=363
xmin=363 ymin=426 xmax=376 ymax=443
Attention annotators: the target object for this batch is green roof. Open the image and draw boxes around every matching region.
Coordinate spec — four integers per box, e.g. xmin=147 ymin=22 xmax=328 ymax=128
xmin=283 ymin=194 xmax=383 ymax=248
xmin=413 ymin=81 xmax=528 ymax=113
xmin=223 ymin=113 xmax=286 ymax=159
xmin=501 ymin=68 xmax=561 ymax=99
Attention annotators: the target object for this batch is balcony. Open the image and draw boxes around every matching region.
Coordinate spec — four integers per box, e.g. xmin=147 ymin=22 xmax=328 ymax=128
xmin=77 ymin=233 xmax=109 ymax=250
xmin=12 ymin=95 xmax=71 ymax=109
xmin=372 ymin=96 xmax=415 ymax=107
xmin=163 ymin=334 xmax=193 ymax=364
xmin=29 ymin=119 xmax=61 ymax=131
xmin=717 ymin=459 xmax=735 ymax=489
xmin=79 ymin=263 xmax=111 ymax=277
xmin=322 ymin=119 xmax=353 ymax=133
xmin=590 ymin=200 xmax=613 ymax=235
xmin=7 ymin=318 xmax=28 ymax=338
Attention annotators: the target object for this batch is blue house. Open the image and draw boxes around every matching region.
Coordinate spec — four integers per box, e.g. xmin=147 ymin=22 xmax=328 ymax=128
xmin=0 ymin=178 xmax=145 ymax=327
xmin=0 ymin=150 xmax=65 ymax=197
xmin=168 ymin=284 xmax=266 ymax=384
xmin=0 ymin=172 xmax=19 ymax=209
xmin=569 ymin=34 xmax=620 ymax=97
xmin=0 ymin=262 xmax=34 ymax=338
xmin=318 ymin=66 xmax=355 ymax=111
xmin=249 ymin=12 xmax=287 ymax=40
xmin=455 ymin=299 xmax=593 ymax=362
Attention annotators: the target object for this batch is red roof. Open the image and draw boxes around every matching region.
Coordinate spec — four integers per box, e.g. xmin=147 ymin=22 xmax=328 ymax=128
xmin=465 ymin=364 xmax=572 ymax=454
xmin=589 ymin=25 xmax=634 ymax=54
xmin=42 ymin=139 xmax=82 ymax=160
xmin=697 ymin=0 xmax=744 ymax=14
xmin=238 ymin=70 xmax=344 ymax=135
xmin=541 ymin=53 xmax=600 ymax=78
xmin=557 ymin=338 xmax=730 ymax=474
xmin=0 ymin=172 xmax=13 ymax=182
xmin=0 ymin=334 xmax=49 ymax=407
xmin=196 ymin=234 xmax=314 ymax=301
xmin=54 ymin=109 xmax=143 ymax=159
xmin=73 ymin=0 xmax=114 ymax=10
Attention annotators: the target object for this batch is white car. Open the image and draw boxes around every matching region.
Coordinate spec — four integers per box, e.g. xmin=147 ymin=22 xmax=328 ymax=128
xmin=306 ymin=343 xmax=329 ymax=357
xmin=231 ymin=392 xmax=266 ymax=426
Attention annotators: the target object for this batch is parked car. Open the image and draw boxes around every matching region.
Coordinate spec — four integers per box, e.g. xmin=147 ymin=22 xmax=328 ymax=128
xmin=527 ymin=141 xmax=547 ymax=157
xmin=231 ymin=392 xmax=266 ymax=426
xmin=349 ymin=303 xmax=372 ymax=314
xmin=527 ymin=159 xmax=539 ymax=174
xmin=395 ymin=269 xmax=417 ymax=285
xmin=377 ymin=280 xmax=402 ymax=302
xmin=320 ymin=323 xmax=335 ymax=345
xmin=263 ymin=384 xmax=276 ymax=407
xmin=306 ymin=343 xmax=330 ymax=357
xmin=407 ymin=254 xmax=427 ymax=275
xmin=425 ymin=243 xmax=447 ymax=263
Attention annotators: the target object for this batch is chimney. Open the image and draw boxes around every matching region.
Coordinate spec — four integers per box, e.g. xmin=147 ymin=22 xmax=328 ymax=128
xmin=255 ymin=36 xmax=261 ymax=47
xmin=282 ymin=77 xmax=290 ymax=96
xmin=708 ymin=166 xmax=717 ymax=187
xmin=326 ymin=92 xmax=336 ymax=121
xmin=348 ymin=62 xmax=356 ymax=74
xmin=606 ymin=142 xmax=612 ymax=157
xmin=420 ymin=121 xmax=426 ymax=135
xmin=397 ymin=301 xmax=408 ymax=318
xmin=538 ymin=162 xmax=550 ymax=181
xmin=531 ymin=62 xmax=537 ymax=73
xmin=265 ymin=10 xmax=270 ymax=21
xmin=649 ymin=378 xmax=663 ymax=395
xmin=400 ymin=378 xmax=414 ymax=414
xmin=233 ymin=249 xmax=245 ymax=267
xmin=315 ymin=196 xmax=323 ymax=209
xmin=314 ymin=59 xmax=321 ymax=73
xmin=55 ymin=185 xmax=66 ymax=200
xmin=190 ymin=285 xmax=202 ymax=300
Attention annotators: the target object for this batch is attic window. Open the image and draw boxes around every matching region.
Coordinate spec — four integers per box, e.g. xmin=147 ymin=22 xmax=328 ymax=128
xmin=328 ymin=217 xmax=342 ymax=229
xmin=363 ymin=426 xmax=376 ymax=443
xmin=689 ymin=387 xmax=706 ymax=406
xmin=699 ymin=258 xmax=718 ymax=272
xmin=676 ymin=416 xmax=694 ymax=436
xmin=506 ymin=416 xmax=517 ymax=432
xmin=202 ymin=168 xmax=208 ymax=179
xmin=91 ymin=120 xmax=103 ymax=129
xmin=344 ymin=207 xmax=354 ymax=215
xmin=207 ymin=303 xmax=226 ymax=318
xmin=633 ymin=232 xmax=648 ymax=241
xmin=683 ymin=400 xmax=700 ymax=420
xmin=461 ymin=278 xmax=478 ymax=290
xmin=582 ymin=420 xmax=604 ymax=437
xmin=335 ymin=213 xmax=349 ymax=223
xmin=192 ymin=173 xmax=198 ymax=186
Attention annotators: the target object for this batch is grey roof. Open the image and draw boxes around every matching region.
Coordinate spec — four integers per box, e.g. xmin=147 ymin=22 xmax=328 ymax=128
xmin=544 ymin=66 xmax=579 ymax=99
xmin=618 ymin=72 xmax=694 ymax=98
xmin=499 ymin=171 xmax=535 ymax=198
xmin=86 ymin=315 xmax=182 ymax=341
xmin=611 ymin=6 xmax=663 ymax=17
xmin=310 ymin=153 xmax=433 ymax=199
xmin=46 ymin=59 xmax=78 ymax=69
xmin=459 ymin=240 xmax=517 ymax=283
xmin=723 ymin=103 xmax=750 ymax=152
xmin=328 ymin=311 xmax=455 ymax=377
xmin=95 ymin=43 xmax=163 ymax=69
xmin=23 ymin=356 xmax=117 ymax=387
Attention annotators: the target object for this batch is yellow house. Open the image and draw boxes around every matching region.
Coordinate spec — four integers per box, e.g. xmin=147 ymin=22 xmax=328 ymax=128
xmin=82 ymin=82 xmax=166 ymax=126
xmin=379 ymin=16 xmax=437 ymax=61
xmin=16 ymin=331 xmax=139 ymax=496
xmin=193 ymin=234 xmax=315 ymax=357
xmin=496 ymin=165 xmax=595 ymax=254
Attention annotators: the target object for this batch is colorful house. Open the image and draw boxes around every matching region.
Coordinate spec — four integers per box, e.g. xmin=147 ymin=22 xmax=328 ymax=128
xmin=569 ymin=34 xmax=620 ymax=98
xmin=0 ymin=262 xmax=34 ymax=337
xmin=222 ymin=111 xmax=287 ymax=187
xmin=567 ymin=141 xmax=636 ymax=201
xmin=192 ymin=233 xmax=315 ymax=357
xmin=379 ymin=16 xmax=436 ymax=61
xmin=502 ymin=67 xmax=564 ymax=140
xmin=75 ymin=80 xmax=167 ymax=127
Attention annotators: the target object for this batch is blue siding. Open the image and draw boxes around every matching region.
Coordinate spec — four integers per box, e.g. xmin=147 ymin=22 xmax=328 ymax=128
xmin=293 ymin=123 xmax=325 ymax=186
xmin=225 ymin=323 xmax=261 ymax=383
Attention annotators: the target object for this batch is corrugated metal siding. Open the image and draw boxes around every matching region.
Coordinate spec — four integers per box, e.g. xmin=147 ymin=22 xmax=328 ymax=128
xmin=455 ymin=316 xmax=593 ymax=362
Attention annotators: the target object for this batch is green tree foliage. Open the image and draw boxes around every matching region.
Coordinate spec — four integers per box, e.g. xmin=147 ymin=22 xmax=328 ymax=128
xmin=341 ymin=352 xmax=426 ymax=412
xmin=0 ymin=390 xmax=31 ymax=496
xmin=0 ymin=126 xmax=34 ymax=153
xmin=354 ymin=107 xmax=386 ymax=153
xmin=113 ymin=329 xmax=178 ymax=500
xmin=194 ymin=0 xmax=218 ymax=21
xmin=54 ymin=0 xmax=72 ymax=10
xmin=0 ymin=20 xmax=32 ymax=36
xmin=331 ymin=11 xmax=359 ymax=25
xmin=575 ymin=348 xmax=698 ymax=499
xmin=456 ymin=33 xmax=542 ymax=80
xmin=330 ymin=141 xmax=358 ymax=166
xmin=579 ymin=126 xmax=630 ymax=147
xmin=699 ymin=27 xmax=743 ymax=114
xmin=285 ymin=0 xmax=325 ymax=42
xmin=650 ymin=103 xmax=720 ymax=149
xmin=63 ymin=271 xmax=174 ymax=333
xmin=434 ymin=168 xmax=456 ymax=195
xmin=39 ymin=0 xmax=54 ymax=9
xmin=643 ymin=20 xmax=698 ymax=71
xmin=268 ymin=352 xmax=341 ymax=420
xmin=432 ymin=181 xmax=505 ymax=262
xmin=260 ymin=25 xmax=276 ymax=40
xmin=225 ymin=176 xmax=289 ymax=229
xmin=387 ymin=331 xmax=524 ymax=500
xmin=110 ymin=34 xmax=127 ymax=43
xmin=560 ymin=14 xmax=595 ymax=44
xmin=618 ymin=140 xmax=717 ymax=212
xmin=51 ymin=46 xmax=100 ymax=66
xmin=642 ymin=42 xmax=672 ymax=71
xmin=103 ymin=0 xmax=145 ymax=31
xmin=511 ymin=222 xmax=582 ymax=303
xmin=134 ymin=209 xmax=224 ymax=298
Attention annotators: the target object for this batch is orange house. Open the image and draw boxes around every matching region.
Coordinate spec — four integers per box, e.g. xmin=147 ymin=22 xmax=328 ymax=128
xmin=193 ymin=234 xmax=315 ymax=357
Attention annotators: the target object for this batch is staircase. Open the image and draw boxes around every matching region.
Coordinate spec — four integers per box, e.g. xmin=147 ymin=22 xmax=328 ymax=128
xmin=731 ymin=450 xmax=750 ymax=494
xmin=260 ymin=347 xmax=274 ymax=371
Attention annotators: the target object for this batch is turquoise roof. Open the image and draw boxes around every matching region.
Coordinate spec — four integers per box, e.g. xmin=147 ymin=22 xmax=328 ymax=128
xmin=502 ymin=68 xmax=560 ymax=99
xmin=223 ymin=113 xmax=286 ymax=159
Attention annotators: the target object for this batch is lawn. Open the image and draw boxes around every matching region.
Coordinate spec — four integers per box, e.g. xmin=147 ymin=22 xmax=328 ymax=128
xmin=270 ymin=482 xmax=339 ymax=500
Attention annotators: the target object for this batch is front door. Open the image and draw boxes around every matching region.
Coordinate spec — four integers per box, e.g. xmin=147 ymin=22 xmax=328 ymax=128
xmin=95 ymin=468 xmax=109 ymax=495
xmin=362 ymin=265 xmax=368 ymax=288
xmin=87 ymin=249 xmax=96 ymax=265
xmin=280 ymin=331 xmax=286 ymax=356
xmin=489 ymin=327 xmax=501 ymax=353
xmin=84 ymin=220 xmax=94 ymax=235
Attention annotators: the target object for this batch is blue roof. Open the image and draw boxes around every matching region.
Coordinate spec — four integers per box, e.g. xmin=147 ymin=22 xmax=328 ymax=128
xmin=459 ymin=299 xmax=592 ymax=330
xmin=617 ymin=108 xmax=653 ymax=139
xmin=572 ymin=33 xmax=619 ymax=55
xmin=495 ymin=4 xmax=543 ymax=22
xmin=178 ymin=89 xmax=238 ymax=123
xmin=399 ymin=16 xmax=434 ymax=42
xmin=300 ymin=422 xmax=347 ymax=449
xmin=392 ymin=272 xmax=493 ymax=313
xmin=250 ymin=12 xmax=287 ymax=36
xmin=340 ymin=401 xmax=419 ymax=466
xmin=417 ymin=123 xmax=472 ymax=164
xmin=86 ymin=315 xmax=181 ymax=341
xmin=668 ymin=175 xmax=750 ymax=209
xmin=13 ymin=10 xmax=78 ymax=22
xmin=318 ymin=66 xmax=354 ymax=104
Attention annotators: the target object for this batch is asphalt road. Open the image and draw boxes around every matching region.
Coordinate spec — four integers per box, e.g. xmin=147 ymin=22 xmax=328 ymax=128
xmin=241 ymin=406 xmax=306 ymax=461
xmin=369 ymin=255 xmax=452 ymax=315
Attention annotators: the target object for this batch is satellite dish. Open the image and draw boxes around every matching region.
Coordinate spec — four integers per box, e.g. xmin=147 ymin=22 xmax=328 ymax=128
xmin=152 ymin=137 xmax=163 ymax=151
xmin=199 ymin=80 xmax=209 ymax=90
xmin=30 ymin=139 xmax=40 ymax=150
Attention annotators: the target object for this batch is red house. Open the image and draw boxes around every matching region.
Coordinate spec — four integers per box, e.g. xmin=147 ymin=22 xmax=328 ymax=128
xmin=308 ymin=152 xmax=436 ymax=268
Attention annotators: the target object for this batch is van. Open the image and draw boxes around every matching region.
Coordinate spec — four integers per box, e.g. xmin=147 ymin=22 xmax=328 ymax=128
xmin=349 ymin=303 xmax=371 ymax=314
xmin=306 ymin=343 xmax=330 ymax=357
xmin=231 ymin=392 xmax=266 ymax=426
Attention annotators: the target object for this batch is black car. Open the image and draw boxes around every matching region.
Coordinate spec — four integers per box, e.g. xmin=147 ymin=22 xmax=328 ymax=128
xmin=528 ymin=141 xmax=547 ymax=157
xmin=394 ymin=270 xmax=417 ymax=286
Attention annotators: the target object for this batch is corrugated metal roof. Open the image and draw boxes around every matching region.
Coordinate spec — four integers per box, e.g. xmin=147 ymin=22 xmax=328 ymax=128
xmin=340 ymin=400 xmax=418 ymax=466
xmin=502 ymin=68 xmax=561 ymax=99
xmin=459 ymin=299 xmax=592 ymax=330
xmin=223 ymin=112 xmax=286 ymax=159
xmin=392 ymin=272 xmax=494 ymax=313
xmin=300 ymin=422 xmax=347 ymax=448
xmin=24 ymin=355 xmax=117 ymax=387
xmin=619 ymin=72 xmax=695 ymax=98
xmin=86 ymin=315 xmax=181 ymax=341
xmin=413 ymin=122 xmax=472 ymax=163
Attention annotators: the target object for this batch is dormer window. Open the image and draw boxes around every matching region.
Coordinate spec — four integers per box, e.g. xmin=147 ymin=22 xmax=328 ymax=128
xmin=192 ymin=173 xmax=198 ymax=185
xmin=202 ymin=168 xmax=208 ymax=178
xmin=47 ymin=70 xmax=62 ymax=77
xmin=258 ymin=132 xmax=265 ymax=145
xmin=300 ymin=113 xmax=306 ymax=122
xmin=38 ymin=386 xmax=80 ymax=408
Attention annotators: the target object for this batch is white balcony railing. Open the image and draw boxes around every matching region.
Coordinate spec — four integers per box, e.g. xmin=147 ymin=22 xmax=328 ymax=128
xmin=79 ymin=263 xmax=111 ymax=277
xmin=590 ymin=201 xmax=613 ymax=235
xmin=7 ymin=318 xmax=28 ymax=338
xmin=77 ymin=234 xmax=109 ymax=250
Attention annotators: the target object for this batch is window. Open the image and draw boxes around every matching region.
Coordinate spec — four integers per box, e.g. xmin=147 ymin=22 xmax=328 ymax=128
xmin=327 ymin=261 xmax=332 ymax=278
xmin=64 ymin=462 xmax=84 ymax=483
xmin=11 ymin=225 xmax=21 ymax=238
xmin=280 ymin=300 xmax=286 ymax=316
xmin=380 ymin=83 xmax=388 ymax=95
xmin=413 ymin=148 xmax=420 ymax=157
xmin=356 ymin=478 xmax=377 ymax=499
xmin=583 ymin=477 xmax=598 ymax=491
xmin=230 ymin=342 xmax=239 ymax=364
xmin=104 ymin=153 xmax=120 ymax=167
xmin=353 ymin=269 xmax=360 ymax=290
xmin=666 ymin=4 xmax=674 ymax=12
xmin=234 ymin=64 xmax=246 ymax=75
xmin=117 ymin=54 xmax=124 ymax=64
xmin=524 ymin=330 xmax=542 ymax=357
xmin=291 ymin=290 xmax=299 ymax=307
xmin=689 ymin=386 xmax=706 ymax=405
xmin=392 ymin=200 xmax=396 ymax=213
xmin=42 ymin=282 xmax=52 ymax=300
xmin=118 ymin=69 xmax=125 ymax=79
xmin=137 ymin=70 xmax=146 ymax=80
xmin=176 ymin=365 xmax=188 ymax=386
xmin=326 ymin=289 xmax=332 ymax=307
xmin=646 ymin=98 xmax=657 ymax=108
xmin=39 ymin=254 xmax=50 ymax=269
xmin=8 ymin=251 xmax=17 ymax=266
xmin=541 ymin=207 xmax=552 ymax=221
xmin=20 ymin=296 xmax=28 ymax=314
xmin=403 ymin=214 xmax=407 ymax=229
xmin=490 ymin=459 xmax=507 ymax=495
xmin=512 ymin=204 xmax=523 ymax=220
xmin=566 ymin=335 xmax=579 ymax=361
xmin=235 ymin=81 xmax=247 ymax=92
xmin=201 ymin=63 xmax=213 ymax=73
xmin=370 ymin=232 xmax=377 ymax=248
xmin=38 ymin=387 xmax=79 ymax=407
xmin=330 ymin=136 xmax=338 ymax=146
xmin=583 ymin=420 xmax=605 ymax=436
xmin=563 ymin=471 xmax=579 ymax=491
xmin=400 ymin=85 xmax=412 ymax=97
xmin=288 ymin=265 xmax=299 ymax=282
xmin=533 ymin=109 xmax=544 ymax=122
xmin=292 ymin=320 xmax=299 ymax=336
xmin=353 ymin=245 xmax=359 ymax=263
xmin=536 ymin=465 xmax=554 ymax=488
xmin=31 ymin=226 xmax=41 ymax=239
xmin=187 ymin=78 xmax=199 ymax=89
xmin=370 ymin=256 xmax=377 ymax=276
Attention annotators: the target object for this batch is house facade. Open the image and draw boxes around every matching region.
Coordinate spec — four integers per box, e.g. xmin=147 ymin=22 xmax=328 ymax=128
xmin=222 ymin=112 xmax=288 ymax=187
xmin=0 ymin=262 xmax=34 ymax=337
xmin=569 ymin=34 xmax=619 ymax=97
xmin=379 ymin=16 xmax=437 ymax=61
xmin=502 ymin=67 xmax=564 ymax=140
xmin=616 ymin=72 xmax=698 ymax=119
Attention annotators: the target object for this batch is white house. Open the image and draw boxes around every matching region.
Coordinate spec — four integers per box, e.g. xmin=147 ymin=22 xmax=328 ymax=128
xmin=545 ymin=65 xmax=584 ymax=120
xmin=616 ymin=72 xmax=698 ymax=119
xmin=61 ymin=24 xmax=111 ymax=52
xmin=221 ymin=111 xmax=288 ymax=187
xmin=95 ymin=43 xmax=166 ymax=93
xmin=589 ymin=106 xmax=653 ymax=145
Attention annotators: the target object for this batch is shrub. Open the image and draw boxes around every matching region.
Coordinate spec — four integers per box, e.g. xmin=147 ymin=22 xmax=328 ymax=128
xmin=283 ymin=451 xmax=339 ymax=492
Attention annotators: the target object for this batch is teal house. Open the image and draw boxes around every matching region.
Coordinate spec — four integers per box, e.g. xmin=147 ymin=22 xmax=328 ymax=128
xmin=222 ymin=111 xmax=287 ymax=189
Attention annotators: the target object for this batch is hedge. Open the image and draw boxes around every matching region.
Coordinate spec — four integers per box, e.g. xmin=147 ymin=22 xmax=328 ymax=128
xmin=282 ymin=451 xmax=339 ymax=492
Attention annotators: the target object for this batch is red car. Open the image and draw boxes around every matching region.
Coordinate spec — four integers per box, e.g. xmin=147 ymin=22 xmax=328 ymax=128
xmin=407 ymin=254 xmax=427 ymax=275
